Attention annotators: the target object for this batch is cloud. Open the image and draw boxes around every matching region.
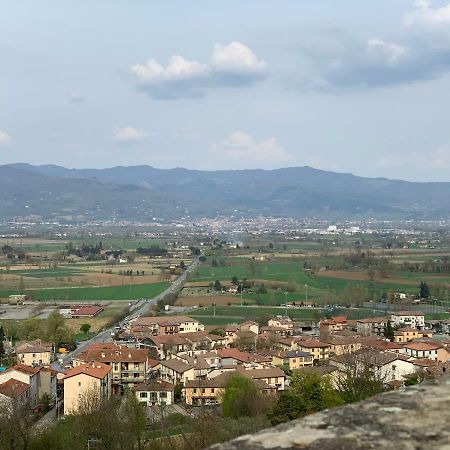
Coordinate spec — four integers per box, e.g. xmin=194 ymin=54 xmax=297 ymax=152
xmin=0 ymin=131 xmax=11 ymax=145
xmin=112 ymin=126 xmax=150 ymax=142
xmin=210 ymin=41 xmax=267 ymax=85
xmin=131 ymin=41 xmax=267 ymax=99
xmin=292 ymin=1 xmax=450 ymax=91
xmin=212 ymin=131 xmax=293 ymax=167
xmin=376 ymin=146 xmax=450 ymax=171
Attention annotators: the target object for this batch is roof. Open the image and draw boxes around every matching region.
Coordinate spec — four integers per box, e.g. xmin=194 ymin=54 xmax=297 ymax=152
xmin=64 ymin=361 xmax=112 ymax=380
xmin=72 ymin=306 xmax=104 ymax=316
xmin=273 ymin=350 xmax=312 ymax=359
xmin=404 ymin=342 xmax=441 ymax=351
xmin=296 ymin=339 xmax=331 ymax=349
xmin=185 ymin=371 xmax=275 ymax=390
xmin=75 ymin=343 xmax=148 ymax=363
xmin=331 ymin=349 xmax=410 ymax=366
xmin=236 ymin=366 xmax=285 ymax=379
xmin=365 ymin=340 xmax=403 ymax=351
xmin=397 ymin=327 xmax=419 ymax=333
xmin=0 ymin=379 xmax=31 ymax=399
xmin=16 ymin=345 xmax=52 ymax=354
xmin=133 ymin=315 xmax=199 ymax=327
xmin=357 ymin=317 xmax=386 ymax=324
xmin=217 ymin=348 xmax=269 ymax=363
xmin=148 ymin=359 xmax=161 ymax=368
xmin=133 ymin=379 xmax=174 ymax=392
xmin=160 ymin=359 xmax=193 ymax=373
xmin=4 ymin=364 xmax=41 ymax=377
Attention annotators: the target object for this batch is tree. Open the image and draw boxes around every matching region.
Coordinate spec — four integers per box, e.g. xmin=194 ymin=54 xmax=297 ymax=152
xmin=213 ymin=280 xmax=222 ymax=291
xmin=419 ymin=281 xmax=430 ymax=299
xmin=222 ymin=374 xmax=261 ymax=419
xmin=268 ymin=372 xmax=343 ymax=426
xmin=18 ymin=276 xmax=25 ymax=295
xmin=333 ymin=351 xmax=386 ymax=403
xmin=80 ymin=323 xmax=91 ymax=334
xmin=384 ymin=320 xmax=394 ymax=341
xmin=174 ymin=382 xmax=183 ymax=401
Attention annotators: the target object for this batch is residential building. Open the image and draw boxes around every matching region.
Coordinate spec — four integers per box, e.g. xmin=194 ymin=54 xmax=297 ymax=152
xmin=319 ymin=316 xmax=347 ymax=333
xmin=239 ymin=321 xmax=260 ymax=335
xmin=0 ymin=379 xmax=31 ymax=414
xmin=390 ymin=311 xmax=425 ymax=330
xmin=268 ymin=316 xmax=294 ymax=335
xmin=160 ymin=359 xmax=195 ymax=384
xmin=16 ymin=340 xmax=54 ymax=366
xmin=296 ymin=339 xmax=331 ymax=362
xmin=236 ymin=366 xmax=286 ymax=390
xmin=394 ymin=328 xmax=432 ymax=343
xmin=133 ymin=380 xmax=174 ymax=407
xmin=403 ymin=342 xmax=444 ymax=361
xmin=73 ymin=343 xmax=148 ymax=393
xmin=63 ymin=361 xmax=112 ymax=415
xmin=131 ymin=315 xmax=204 ymax=336
xmin=271 ymin=350 xmax=314 ymax=370
xmin=0 ymin=364 xmax=41 ymax=406
xmin=356 ymin=318 xmax=386 ymax=336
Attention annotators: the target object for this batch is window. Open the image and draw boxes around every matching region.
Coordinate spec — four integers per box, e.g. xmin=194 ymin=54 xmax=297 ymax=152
xmin=134 ymin=363 xmax=140 ymax=369
xmin=78 ymin=382 xmax=82 ymax=387
xmin=160 ymin=392 xmax=167 ymax=398
xmin=211 ymin=388 xmax=215 ymax=394
xmin=140 ymin=392 xmax=148 ymax=398
xmin=193 ymin=389 xmax=197 ymax=393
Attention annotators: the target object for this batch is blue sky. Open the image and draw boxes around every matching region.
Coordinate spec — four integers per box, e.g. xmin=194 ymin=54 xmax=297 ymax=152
xmin=1 ymin=0 xmax=450 ymax=181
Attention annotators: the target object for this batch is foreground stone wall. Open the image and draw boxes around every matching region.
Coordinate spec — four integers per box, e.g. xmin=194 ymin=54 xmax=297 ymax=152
xmin=210 ymin=378 xmax=450 ymax=449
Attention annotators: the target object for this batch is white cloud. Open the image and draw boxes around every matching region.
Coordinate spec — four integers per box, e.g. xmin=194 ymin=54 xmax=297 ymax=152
xmin=366 ymin=38 xmax=408 ymax=64
xmin=404 ymin=0 xmax=450 ymax=28
xmin=212 ymin=131 xmax=294 ymax=167
xmin=112 ymin=126 xmax=150 ymax=142
xmin=176 ymin=127 xmax=201 ymax=141
xmin=0 ymin=131 xmax=11 ymax=145
xmin=210 ymin=41 xmax=267 ymax=81
xmin=131 ymin=42 xmax=267 ymax=99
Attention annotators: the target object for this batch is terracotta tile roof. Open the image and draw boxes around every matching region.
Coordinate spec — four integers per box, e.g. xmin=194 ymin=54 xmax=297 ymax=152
xmin=404 ymin=342 xmax=441 ymax=351
xmin=4 ymin=364 xmax=41 ymax=376
xmin=236 ymin=366 xmax=285 ymax=379
xmin=133 ymin=315 xmax=199 ymax=327
xmin=357 ymin=317 xmax=386 ymax=324
xmin=391 ymin=311 xmax=425 ymax=316
xmin=296 ymin=365 xmax=338 ymax=376
xmin=160 ymin=359 xmax=193 ymax=373
xmin=64 ymin=361 xmax=111 ymax=380
xmin=296 ymin=339 xmax=331 ymax=349
xmin=148 ymin=359 xmax=161 ymax=368
xmin=72 ymin=306 xmax=104 ymax=317
xmin=0 ymin=379 xmax=31 ymax=399
xmin=75 ymin=343 xmax=148 ymax=363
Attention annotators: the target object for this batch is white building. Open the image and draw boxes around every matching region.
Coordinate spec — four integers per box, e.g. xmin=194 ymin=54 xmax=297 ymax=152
xmin=390 ymin=311 xmax=425 ymax=330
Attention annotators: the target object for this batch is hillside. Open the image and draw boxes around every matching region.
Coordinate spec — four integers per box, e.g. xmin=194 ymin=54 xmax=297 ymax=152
xmin=3 ymin=163 xmax=450 ymax=221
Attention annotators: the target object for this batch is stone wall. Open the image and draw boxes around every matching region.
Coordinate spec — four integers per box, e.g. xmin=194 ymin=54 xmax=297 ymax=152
xmin=210 ymin=378 xmax=450 ymax=449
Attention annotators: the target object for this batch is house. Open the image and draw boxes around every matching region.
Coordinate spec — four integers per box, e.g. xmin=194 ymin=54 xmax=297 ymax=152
xmin=356 ymin=318 xmax=386 ymax=336
xmin=148 ymin=335 xmax=191 ymax=359
xmin=271 ymin=350 xmax=314 ymax=370
xmin=0 ymin=379 xmax=31 ymax=415
xmin=296 ymin=339 xmax=331 ymax=362
xmin=159 ymin=359 xmax=195 ymax=385
xmin=0 ymin=364 xmax=41 ymax=406
xmin=320 ymin=335 xmax=364 ymax=356
xmin=403 ymin=342 xmax=444 ymax=361
xmin=239 ymin=321 xmax=259 ymax=335
xmin=73 ymin=343 xmax=149 ymax=393
xmin=390 ymin=311 xmax=425 ymax=330
xmin=15 ymin=340 xmax=54 ymax=366
xmin=183 ymin=371 xmax=276 ymax=406
xmin=394 ymin=327 xmax=432 ymax=343
xmin=131 ymin=315 xmax=204 ymax=336
xmin=330 ymin=350 xmax=417 ymax=384
xmin=133 ymin=380 xmax=174 ymax=407
xmin=63 ymin=361 xmax=112 ymax=415
xmin=217 ymin=348 xmax=271 ymax=368
xmin=71 ymin=306 xmax=104 ymax=318
xmin=268 ymin=316 xmax=294 ymax=335
xmin=319 ymin=316 xmax=347 ymax=334
xmin=224 ymin=325 xmax=239 ymax=345
xmin=274 ymin=337 xmax=297 ymax=351
xmin=236 ymin=366 xmax=286 ymax=390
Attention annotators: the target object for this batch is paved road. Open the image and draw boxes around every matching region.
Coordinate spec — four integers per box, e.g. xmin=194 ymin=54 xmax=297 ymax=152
xmin=61 ymin=256 xmax=201 ymax=365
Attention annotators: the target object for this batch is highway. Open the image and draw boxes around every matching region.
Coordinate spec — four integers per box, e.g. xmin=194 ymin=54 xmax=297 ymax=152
xmin=61 ymin=256 xmax=200 ymax=364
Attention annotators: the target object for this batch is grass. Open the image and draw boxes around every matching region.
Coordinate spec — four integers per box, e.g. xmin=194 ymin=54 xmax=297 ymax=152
xmin=1 ymin=282 xmax=170 ymax=301
xmin=188 ymin=305 xmax=385 ymax=322
xmin=11 ymin=268 xmax=85 ymax=278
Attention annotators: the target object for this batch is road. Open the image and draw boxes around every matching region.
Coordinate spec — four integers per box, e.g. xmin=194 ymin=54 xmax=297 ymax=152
xmin=61 ymin=256 xmax=201 ymax=364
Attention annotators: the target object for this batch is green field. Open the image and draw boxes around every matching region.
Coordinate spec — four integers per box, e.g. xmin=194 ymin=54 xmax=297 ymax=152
xmin=188 ymin=305 xmax=385 ymax=323
xmin=11 ymin=268 xmax=85 ymax=278
xmin=0 ymin=282 xmax=169 ymax=301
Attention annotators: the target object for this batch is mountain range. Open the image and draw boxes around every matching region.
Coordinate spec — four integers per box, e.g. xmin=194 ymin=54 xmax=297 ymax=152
xmin=2 ymin=163 xmax=450 ymax=222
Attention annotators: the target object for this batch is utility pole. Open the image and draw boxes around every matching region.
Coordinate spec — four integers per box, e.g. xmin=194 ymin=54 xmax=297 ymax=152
xmin=213 ymin=302 xmax=216 ymax=317
xmin=304 ymin=284 xmax=308 ymax=303
xmin=240 ymin=283 xmax=243 ymax=307
xmin=285 ymin=292 xmax=288 ymax=317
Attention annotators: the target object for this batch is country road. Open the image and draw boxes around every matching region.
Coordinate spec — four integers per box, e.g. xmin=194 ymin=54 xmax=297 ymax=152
xmin=61 ymin=256 xmax=201 ymax=364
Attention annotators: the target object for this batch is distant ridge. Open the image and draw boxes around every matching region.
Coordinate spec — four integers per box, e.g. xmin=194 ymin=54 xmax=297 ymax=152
xmin=3 ymin=163 xmax=450 ymax=221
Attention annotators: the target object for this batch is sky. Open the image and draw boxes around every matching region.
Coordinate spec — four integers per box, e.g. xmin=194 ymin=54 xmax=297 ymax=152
xmin=2 ymin=0 xmax=450 ymax=181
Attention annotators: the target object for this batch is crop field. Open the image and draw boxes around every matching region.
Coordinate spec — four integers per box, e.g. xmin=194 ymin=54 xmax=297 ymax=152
xmin=0 ymin=282 xmax=169 ymax=301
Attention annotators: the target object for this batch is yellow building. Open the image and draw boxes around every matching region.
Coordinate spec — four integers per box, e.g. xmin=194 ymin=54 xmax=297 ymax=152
xmin=271 ymin=350 xmax=314 ymax=370
xmin=16 ymin=340 xmax=54 ymax=366
xmin=296 ymin=339 xmax=331 ymax=362
xmin=63 ymin=361 xmax=112 ymax=415
xmin=394 ymin=328 xmax=432 ymax=343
